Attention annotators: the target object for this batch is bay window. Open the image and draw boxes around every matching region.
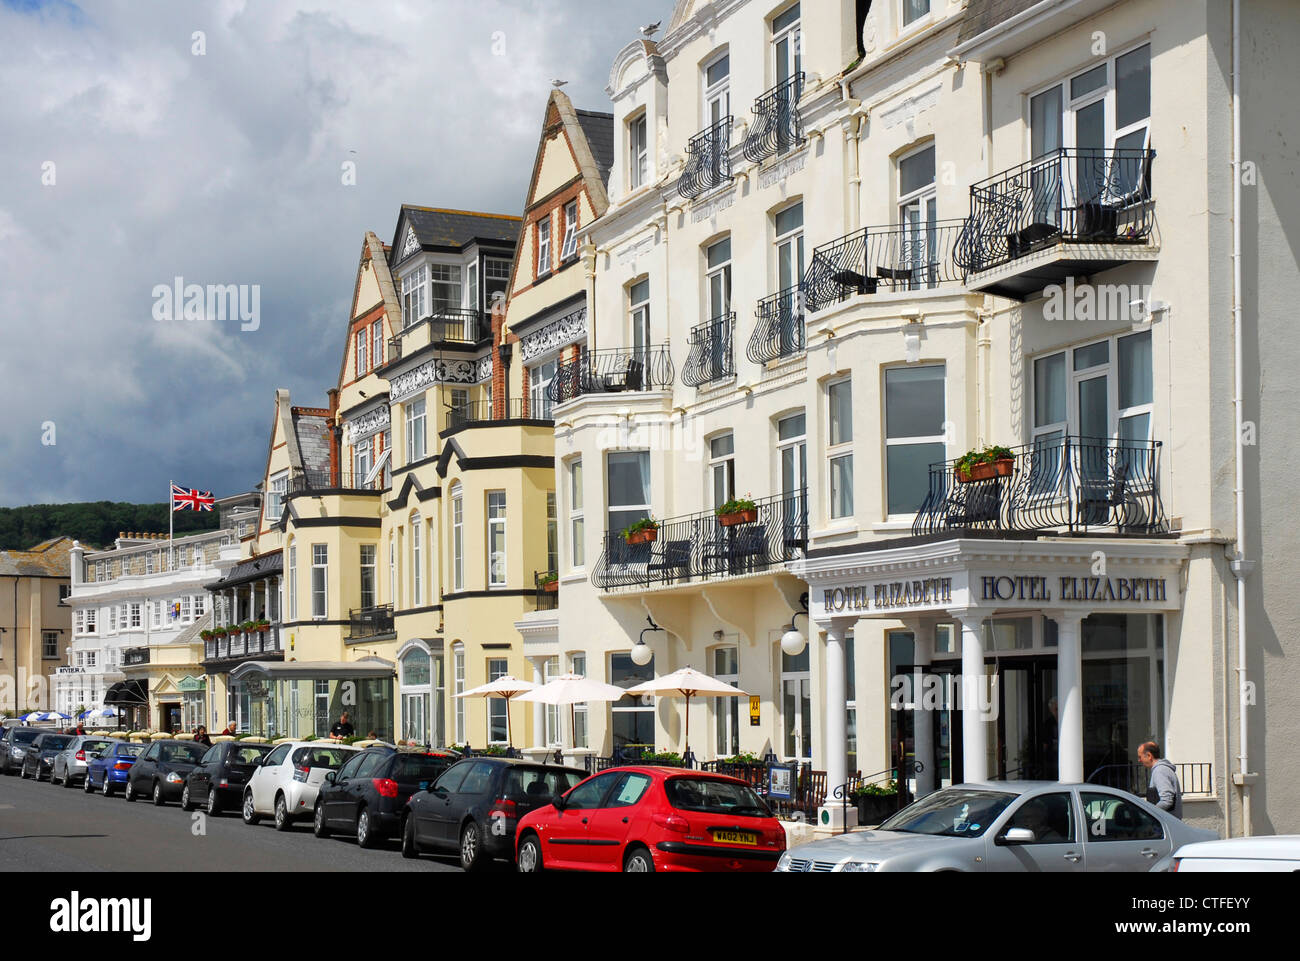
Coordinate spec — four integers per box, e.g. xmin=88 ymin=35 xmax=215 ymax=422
xmin=401 ymin=265 xmax=428 ymax=329
xmin=430 ymin=264 xmax=461 ymax=313
xmin=311 ymin=545 xmax=327 ymax=620
xmin=569 ymin=459 xmax=585 ymax=568
xmin=885 ymin=365 xmax=946 ymax=515
xmin=405 ymin=397 xmax=427 ymax=465
xmin=487 ymin=492 xmax=507 ymax=588
xmin=411 ymin=515 xmax=423 ymax=606
xmin=452 ymin=485 xmax=465 ymax=592
xmin=607 ymin=451 xmax=651 ymax=535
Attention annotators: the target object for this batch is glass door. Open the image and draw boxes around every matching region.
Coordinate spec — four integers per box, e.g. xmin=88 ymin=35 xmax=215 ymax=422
xmin=772 ymin=4 xmax=801 ymax=151
xmin=777 ymin=413 xmax=807 ymax=552
xmin=781 ymin=645 xmax=811 ymax=762
xmin=1030 ymin=85 xmax=1065 ymax=229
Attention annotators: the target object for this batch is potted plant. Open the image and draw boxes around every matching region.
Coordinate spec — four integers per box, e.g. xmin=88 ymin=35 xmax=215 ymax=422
xmin=212 ymin=627 xmax=228 ymax=639
xmin=955 ymin=445 xmax=1016 ymax=483
xmin=716 ymin=495 xmax=759 ymax=527
xmin=240 ymin=621 xmax=257 ymax=634
xmin=852 ymin=780 xmax=901 ymax=825
xmin=623 ymin=517 xmax=659 ymax=544
xmin=199 ymin=629 xmax=213 ymax=642
xmin=537 ymin=572 xmax=559 ymax=593
xmin=254 ymin=619 xmax=271 ymax=633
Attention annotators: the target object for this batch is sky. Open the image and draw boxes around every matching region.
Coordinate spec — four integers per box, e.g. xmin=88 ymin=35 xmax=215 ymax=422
xmin=0 ymin=0 xmax=669 ymax=507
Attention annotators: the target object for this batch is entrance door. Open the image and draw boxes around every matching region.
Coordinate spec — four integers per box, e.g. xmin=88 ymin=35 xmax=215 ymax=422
xmin=994 ymin=658 xmax=1058 ymax=781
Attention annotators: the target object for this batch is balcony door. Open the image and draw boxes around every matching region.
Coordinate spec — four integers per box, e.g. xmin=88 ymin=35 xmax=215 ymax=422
xmin=629 ymin=279 xmax=651 ymax=370
xmin=772 ymin=4 xmax=801 ymax=150
xmin=777 ymin=413 xmax=807 ymax=550
xmin=704 ymin=53 xmax=730 ymax=127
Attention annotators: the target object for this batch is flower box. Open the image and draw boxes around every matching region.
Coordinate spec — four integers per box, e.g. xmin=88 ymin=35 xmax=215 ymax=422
xmin=718 ymin=508 xmax=759 ymax=527
xmin=542 ymin=580 xmax=559 ymax=593
xmin=626 ymin=528 xmax=658 ymax=545
xmin=958 ymin=458 xmax=1014 ymax=483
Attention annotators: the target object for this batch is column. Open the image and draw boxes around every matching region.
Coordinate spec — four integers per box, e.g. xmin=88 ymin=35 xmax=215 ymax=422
xmin=529 ymin=657 xmax=545 ymax=748
xmin=906 ymin=619 xmax=937 ymax=796
xmin=949 ymin=610 xmax=988 ymax=783
xmin=822 ymin=621 xmax=849 ymax=794
xmin=1049 ymin=611 xmax=1087 ymax=783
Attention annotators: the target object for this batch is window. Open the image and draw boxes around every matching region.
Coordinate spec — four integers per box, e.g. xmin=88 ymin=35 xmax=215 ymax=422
xmin=560 ymin=201 xmax=578 ymax=261
xmin=405 ymin=397 xmax=427 ymax=465
xmin=371 ymin=319 xmax=384 ymax=368
xmin=145 ymin=552 xmax=154 ymax=574
xmin=565 ymin=770 xmax=620 ymax=810
xmin=311 ymin=545 xmax=327 ymax=620
xmin=529 ymin=358 xmax=557 ymax=420
xmin=452 ymin=485 xmax=465 ymax=592
xmin=129 ymin=603 xmax=141 ymax=629
xmin=828 ymin=379 xmax=854 ymax=519
xmin=453 ymin=643 xmax=466 ymax=743
xmin=714 ymin=646 xmax=739 ymax=757
xmin=487 ymin=492 xmax=507 ymax=587
xmin=401 ymin=264 xmax=428 ymax=329
xmin=537 ymin=217 xmax=552 ymax=276
xmin=266 ymin=472 xmax=288 ymax=524
xmin=288 ymin=544 xmax=298 ymax=621
xmin=42 ymin=631 xmax=58 ymax=658
xmin=353 ymin=438 xmax=373 ymax=485
xmin=431 ymin=264 xmax=462 ymax=313
xmin=570 ymin=652 xmax=588 ymax=748
xmin=706 ymin=236 xmax=732 ymax=319
xmin=781 ymin=644 xmax=812 ymax=760
xmin=629 ymin=113 xmax=648 ymax=189
xmin=195 ymin=594 xmax=206 ymax=617
xmin=885 ymin=365 xmax=946 ymax=515
xmin=464 ymin=260 xmax=479 ymax=312
xmin=1033 ymin=330 xmax=1153 ymax=445
xmin=898 ymin=144 xmax=938 ymax=289
xmin=778 ymin=412 xmax=807 ymax=501
xmin=772 ymin=4 xmax=802 ymax=84
xmin=544 ymin=656 xmax=561 ymax=746
xmin=546 ymin=492 xmax=558 ymax=574
xmin=774 ymin=203 xmax=804 ymax=293
xmin=360 ymin=545 xmax=376 ymax=610
xmin=709 ymin=434 xmax=735 ymax=510
xmin=607 ymin=451 xmax=651 ymax=535
xmin=488 ymin=657 xmax=509 ymax=744
xmin=355 ymin=328 xmax=368 ymax=377
xmin=485 ymin=259 xmax=511 ymax=314
xmin=85 ymin=608 xmax=96 ymax=633
xmin=569 ymin=459 xmax=585 ymax=568
xmin=412 ymin=514 xmax=423 ymax=606
xmin=611 ymin=651 xmax=655 ymax=750
xmin=629 ymin=279 xmax=651 ymax=361
xmin=380 ymin=429 xmax=392 ymax=490
xmin=1080 ymin=792 xmax=1163 ymax=841
xmin=182 ymin=595 xmax=192 ymax=623
xmin=704 ymin=52 xmax=731 ymax=126
xmin=902 ymin=0 xmax=930 ymax=28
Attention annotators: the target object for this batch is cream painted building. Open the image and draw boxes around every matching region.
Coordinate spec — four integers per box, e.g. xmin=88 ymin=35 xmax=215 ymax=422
xmin=1 ymin=538 xmax=73 ymax=719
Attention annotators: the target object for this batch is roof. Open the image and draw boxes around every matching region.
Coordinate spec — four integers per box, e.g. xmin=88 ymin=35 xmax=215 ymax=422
xmin=291 ymin=409 xmax=332 ymax=476
xmin=205 ymin=551 xmax=283 ymax=591
xmin=0 ymin=536 xmax=74 ymax=577
xmin=955 ymin=0 xmax=1044 ymax=45
xmin=397 ymin=205 xmax=521 ymax=254
xmin=575 ymin=109 xmax=615 ymax=186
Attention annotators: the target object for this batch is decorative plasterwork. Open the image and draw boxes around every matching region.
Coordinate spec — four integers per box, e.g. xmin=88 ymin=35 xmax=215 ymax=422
xmin=342 ymin=405 xmax=390 ymax=446
xmin=519 ymin=306 xmax=587 ymax=363
xmin=616 ymin=234 xmax=657 ymax=267
xmin=758 ymin=150 xmax=807 ymax=190
xmin=390 ymin=357 xmax=478 ymax=400
xmin=878 ymin=82 xmax=942 ymax=130
xmin=690 ymin=188 xmax=736 ymax=224
xmin=401 ymin=225 xmax=420 ymax=259
xmin=475 ymin=356 xmax=493 ymax=383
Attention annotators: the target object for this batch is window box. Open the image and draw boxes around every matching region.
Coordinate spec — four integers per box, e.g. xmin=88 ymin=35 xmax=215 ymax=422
xmin=716 ymin=497 xmax=759 ymax=527
xmin=623 ymin=519 xmax=659 ymax=545
xmin=955 ymin=447 xmax=1015 ymax=484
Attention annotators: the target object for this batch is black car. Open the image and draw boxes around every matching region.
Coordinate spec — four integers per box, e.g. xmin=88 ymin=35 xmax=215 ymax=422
xmin=124 ymin=739 xmax=209 ymax=805
xmin=314 ymin=747 xmax=457 ymax=848
xmin=402 ymin=757 xmax=586 ymax=870
xmin=182 ymin=741 xmax=274 ymax=816
xmin=0 ymin=727 xmax=41 ymax=775
xmin=20 ymin=733 xmax=76 ymax=781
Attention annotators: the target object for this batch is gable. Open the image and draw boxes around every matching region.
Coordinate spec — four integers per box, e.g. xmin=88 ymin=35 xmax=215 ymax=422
xmin=533 ymin=131 xmax=583 ymax=203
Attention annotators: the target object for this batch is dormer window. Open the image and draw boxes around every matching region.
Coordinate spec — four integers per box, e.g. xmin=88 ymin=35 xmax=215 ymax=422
xmin=401 ymin=265 xmax=428 ymax=329
xmin=629 ymin=113 xmax=649 ymax=189
xmin=431 ymin=264 xmax=462 ymax=313
xmin=537 ymin=217 xmax=552 ymax=275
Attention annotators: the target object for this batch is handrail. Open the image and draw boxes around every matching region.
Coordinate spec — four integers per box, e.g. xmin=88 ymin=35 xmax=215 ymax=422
xmin=546 ymin=344 xmax=675 ymax=405
xmin=830 ymin=759 xmax=924 ymax=835
xmin=388 ymin=306 xmax=489 ymax=359
xmin=743 ymin=74 xmax=805 ymax=164
xmin=746 ymin=286 xmax=805 ymax=364
xmin=803 ymin=220 xmax=968 ymax=314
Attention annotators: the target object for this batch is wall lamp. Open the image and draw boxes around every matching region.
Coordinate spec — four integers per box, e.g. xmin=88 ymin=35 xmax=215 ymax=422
xmin=780 ymin=592 xmax=810 ymax=657
xmin=631 ymin=615 xmax=663 ymax=666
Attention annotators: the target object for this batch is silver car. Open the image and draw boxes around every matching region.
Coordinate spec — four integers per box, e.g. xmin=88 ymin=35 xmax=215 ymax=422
xmin=777 ymin=782 xmax=1217 ymax=873
xmin=50 ymin=736 xmax=116 ymax=787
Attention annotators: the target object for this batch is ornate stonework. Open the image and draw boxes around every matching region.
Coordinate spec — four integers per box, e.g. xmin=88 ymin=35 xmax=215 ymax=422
xmin=759 ymin=150 xmax=807 ymax=190
xmin=519 ymin=306 xmax=587 ymax=362
xmin=879 ymin=83 xmax=942 ymax=130
xmin=343 ymin=405 xmax=390 ymax=446
xmin=690 ymin=188 xmax=737 ymax=223
xmin=616 ymin=235 xmax=656 ymax=267
xmin=476 ymin=356 xmax=493 ymax=383
xmin=390 ymin=357 xmax=479 ymax=400
xmin=401 ymin=225 xmax=420 ymax=259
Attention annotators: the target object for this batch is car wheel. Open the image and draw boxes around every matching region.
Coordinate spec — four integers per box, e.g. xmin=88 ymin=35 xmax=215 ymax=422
xmin=313 ymin=802 xmax=330 ymax=839
xmin=274 ymin=794 xmax=291 ymax=831
xmin=180 ymin=785 xmax=193 ymax=811
xmin=624 ymin=847 xmax=655 ymax=873
xmin=84 ymin=772 xmax=94 ymax=794
xmin=242 ymin=791 xmax=260 ymax=825
xmin=401 ymin=817 xmax=419 ymax=860
xmin=19 ymin=762 xmax=30 ymax=779
xmin=206 ymin=788 xmax=221 ymax=817
xmin=460 ymin=821 xmax=484 ymax=872
xmin=62 ymin=769 xmax=74 ymax=789
xmin=102 ymin=775 xmax=113 ymax=797
xmin=517 ymin=834 xmax=544 ymax=873
xmin=124 ymin=778 xmax=137 ymax=802
xmin=153 ymin=781 xmax=166 ymax=806
xmin=356 ymin=808 xmax=378 ymax=849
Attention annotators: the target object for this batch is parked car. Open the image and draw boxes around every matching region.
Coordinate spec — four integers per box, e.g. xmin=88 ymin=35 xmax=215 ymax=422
xmin=0 ymin=726 xmax=41 ymax=775
xmin=775 ymin=782 xmax=1218 ymax=873
xmin=182 ymin=741 xmax=274 ymax=816
xmin=51 ymin=736 xmax=116 ymax=787
xmin=243 ymin=741 xmax=357 ymax=831
xmin=314 ymin=747 xmax=458 ymax=848
xmin=84 ymin=741 xmax=145 ymax=796
xmin=19 ymin=733 xmax=76 ymax=781
xmin=403 ymin=756 xmax=587 ymax=870
xmin=124 ymin=739 xmax=210 ymax=805
xmin=1172 ymin=835 xmax=1300 ymax=872
xmin=515 ymin=766 xmax=786 ymax=873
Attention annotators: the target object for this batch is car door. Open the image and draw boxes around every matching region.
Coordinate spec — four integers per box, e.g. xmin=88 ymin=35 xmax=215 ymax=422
xmin=1079 ymin=789 xmax=1171 ymax=871
xmin=984 ymin=791 xmax=1086 ymax=872
xmin=133 ymin=743 xmax=159 ymax=790
xmin=584 ymin=771 xmax=655 ymax=869
xmin=331 ymin=752 xmax=376 ymax=825
xmin=192 ymin=746 xmax=220 ymax=801
xmin=417 ymin=762 xmax=470 ymax=849
xmin=449 ymin=760 xmax=498 ymax=843
xmin=255 ymin=744 xmax=293 ymax=812
xmin=545 ymin=770 xmax=622 ymax=869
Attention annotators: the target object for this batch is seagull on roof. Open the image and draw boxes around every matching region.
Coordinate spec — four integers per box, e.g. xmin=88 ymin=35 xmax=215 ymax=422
xmin=640 ymin=22 xmax=661 ymax=38
xmin=551 ymin=78 xmax=569 ymax=88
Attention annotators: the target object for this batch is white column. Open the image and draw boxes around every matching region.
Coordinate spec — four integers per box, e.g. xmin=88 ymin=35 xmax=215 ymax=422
xmin=950 ymin=610 xmax=988 ymax=783
xmin=1049 ymin=611 xmax=1087 ymax=783
xmin=822 ymin=621 xmax=849 ymax=793
xmin=529 ymin=657 xmax=545 ymax=748
xmin=909 ymin=619 xmax=937 ymax=796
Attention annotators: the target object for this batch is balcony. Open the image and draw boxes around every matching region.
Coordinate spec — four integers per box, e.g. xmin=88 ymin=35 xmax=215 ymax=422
xmin=445 ymin=399 xmax=549 ymax=433
xmin=546 ymin=345 xmax=675 ymax=406
xmin=912 ymin=436 xmax=1167 ymax=537
xmin=955 ymin=148 xmax=1158 ymax=300
xmin=347 ymin=605 xmax=395 ymax=641
xmin=746 ymin=287 xmax=804 ymax=364
xmin=204 ymin=625 xmax=283 ymax=663
xmin=743 ymin=74 xmax=805 ymax=164
xmin=534 ymin=572 xmax=559 ymax=612
xmin=123 ymin=647 xmax=150 ymax=667
xmin=289 ymin=469 xmax=383 ymax=494
xmin=388 ymin=306 xmax=490 ymax=361
xmin=676 ymin=117 xmax=733 ymax=200
xmin=682 ymin=313 xmax=735 ymax=387
xmin=592 ymin=490 xmax=808 ymax=592
xmin=803 ymin=220 xmax=967 ymax=314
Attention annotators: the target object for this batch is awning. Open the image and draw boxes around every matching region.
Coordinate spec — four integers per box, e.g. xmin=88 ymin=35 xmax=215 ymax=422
xmin=229 ymin=658 xmax=395 ymax=682
xmin=103 ymin=679 xmax=149 ymax=706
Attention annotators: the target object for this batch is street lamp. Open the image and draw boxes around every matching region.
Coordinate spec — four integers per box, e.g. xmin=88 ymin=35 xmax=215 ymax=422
xmin=631 ymin=616 xmax=662 ymax=666
xmin=779 ymin=592 xmax=809 ymax=657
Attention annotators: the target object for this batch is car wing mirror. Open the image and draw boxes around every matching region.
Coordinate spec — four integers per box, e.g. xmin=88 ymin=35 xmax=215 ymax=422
xmin=324 ymin=771 xmax=336 ymax=784
xmin=552 ymin=793 xmax=568 ymax=811
xmin=998 ymin=827 xmax=1036 ymax=845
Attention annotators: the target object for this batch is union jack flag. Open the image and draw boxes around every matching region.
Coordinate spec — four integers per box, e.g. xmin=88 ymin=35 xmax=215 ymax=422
xmin=171 ymin=484 xmax=214 ymax=512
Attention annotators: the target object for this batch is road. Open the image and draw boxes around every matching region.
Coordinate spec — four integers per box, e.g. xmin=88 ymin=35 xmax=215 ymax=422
xmin=0 ymin=770 xmax=471 ymax=872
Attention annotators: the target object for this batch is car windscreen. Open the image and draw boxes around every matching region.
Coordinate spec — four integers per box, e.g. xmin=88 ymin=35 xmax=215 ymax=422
xmin=12 ymin=730 xmax=40 ymax=745
xmin=159 ymin=743 xmax=207 ymax=763
xmin=878 ymin=789 xmax=1016 ymax=838
xmin=504 ymin=767 xmax=585 ymax=800
xmin=229 ymin=745 xmax=273 ymax=766
xmin=116 ymin=744 xmax=144 ymax=758
xmin=664 ymin=777 xmax=772 ymax=817
xmin=82 ymin=740 xmax=112 ymax=754
xmin=391 ymin=755 xmax=453 ymax=782
xmin=40 ymin=736 xmax=74 ymax=750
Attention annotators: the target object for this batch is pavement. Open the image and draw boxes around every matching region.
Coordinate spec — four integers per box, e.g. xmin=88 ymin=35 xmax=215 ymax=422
xmin=0 ymin=771 xmax=473 ymax=872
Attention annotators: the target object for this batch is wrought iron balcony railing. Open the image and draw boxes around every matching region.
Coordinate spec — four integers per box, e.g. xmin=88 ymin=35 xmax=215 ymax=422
xmin=592 ymin=490 xmax=807 ymax=591
xmin=123 ymin=647 xmax=150 ymax=667
xmin=347 ymin=605 xmax=395 ymax=641
xmin=289 ymin=469 xmax=383 ymax=493
xmin=388 ymin=306 xmax=490 ymax=360
xmin=953 ymin=147 xmax=1157 ymax=275
xmin=534 ymin=571 xmax=559 ymax=612
xmin=676 ymin=116 xmax=733 ymax=199
xmin=747 ymin=287 xmax=805 ymax=364
xmin=545 ymin=345 xmax=675 ymax=405
xmin=911 ymin=436 xmax=1167 ymax=537
xmin=445 ymin=399 xmax=546 ymax=432
xmin=803 ymin=220 xmax=968 ymax=314
xmin=682 ymin=312 xmax=735 ymax=387
xmin=743 ymin=74 xmax=805 ymax=164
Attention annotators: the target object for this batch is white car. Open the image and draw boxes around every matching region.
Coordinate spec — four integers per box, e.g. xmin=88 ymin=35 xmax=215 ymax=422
xmin=1173 ymin=835 xmax=1300 ymax=872
xmin=242 ymin=741 xmax=357 ymax=831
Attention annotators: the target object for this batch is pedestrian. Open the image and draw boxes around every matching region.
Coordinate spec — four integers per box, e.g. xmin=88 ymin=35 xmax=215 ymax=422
xmin=1138 ymin=740 xmax=1182 ymax=818
xmin=194 ymin=725 xmax=212 ymax=747
xmin=75 ymin=722 xmax=86 ymax=736
xmin=329 ymin=712 xmax=355 ymax=740
xmin=220 ymin=721 xmax=237 ymax=738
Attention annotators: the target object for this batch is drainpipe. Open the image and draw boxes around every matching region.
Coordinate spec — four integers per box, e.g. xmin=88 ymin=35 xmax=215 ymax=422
xmin=1229 ymin=0 xmax=1255 ymax=835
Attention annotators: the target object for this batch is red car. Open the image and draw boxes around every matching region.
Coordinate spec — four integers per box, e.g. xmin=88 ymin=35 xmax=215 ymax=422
xmin=514 ymin=766 xmax=785 ymax=872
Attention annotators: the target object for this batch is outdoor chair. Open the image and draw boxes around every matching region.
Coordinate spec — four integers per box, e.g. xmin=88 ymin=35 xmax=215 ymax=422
xmin=647 ymin=538 xmax=692 ymax=583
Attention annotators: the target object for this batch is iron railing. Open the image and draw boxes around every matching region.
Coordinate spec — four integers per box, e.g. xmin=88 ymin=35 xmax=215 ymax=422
xmin=445 ymin=399 xmax=545 ymax=431
xmin=203 ymin=626 xmax=282 ymax=662
xmin=545 ymin=344 xmax=675 ymax=405
xmin=123 ymin=647 xmax=150 ymax=667
xmin=912 ymin=436 xmax=1167 ymax=536
xmin=954 ymin=147 xmax=1157 ymax=275
xmin=743 ymin=74 xmax=805 ymax=164
xmin=682 ymin=312 xmax=735 ymax=387
xmin=593 ymin=489 xmax=807 ymax=591
xmin=677 ymin=116 xmax=733 ymax=199
xmin=388 ymin=306 xmax=490 ymax=360
xmin=289 ymin=469 xmax=383 ymax=493
xmin=534 ymin=571 xmax=559 ymax=611
xmin=747 ymin=287 xmax=805 ymax=364
xmin=1087 ymin=762 xmax=1213 ymax=798
xmin=347 ymin=605 xmax=395 ymax=640
xmin=831 ymin=760 xmax=924 ymax=834
xmin=803 ymin=220 xmax=967 ymax=313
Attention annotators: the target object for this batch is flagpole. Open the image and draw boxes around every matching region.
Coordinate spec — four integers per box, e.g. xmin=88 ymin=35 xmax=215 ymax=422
xmin=168 ymin=479 xmax=174 ymax=571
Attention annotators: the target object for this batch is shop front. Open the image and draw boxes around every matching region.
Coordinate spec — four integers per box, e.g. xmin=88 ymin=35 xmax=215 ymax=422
xmin=396 ymin=640 xmax=445 ymax=747
xmin=227 ymin=659 xmax=396 ymax=741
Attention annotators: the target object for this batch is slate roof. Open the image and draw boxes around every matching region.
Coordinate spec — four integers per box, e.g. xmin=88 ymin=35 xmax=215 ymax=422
xmin=205 ymin=551 xmax=283 ymax=591
xmin=956 ymin=0 xmax=1044 ymax=45
xmin=400 ymin=206 xmax=521 ymax=253
xmin=575 ymin=109 xmax=615 ymax=186
xmin=0 ymin=536 xmax=73 ymax=577
xmin=291 ymin=409 xmax=332 ymax=475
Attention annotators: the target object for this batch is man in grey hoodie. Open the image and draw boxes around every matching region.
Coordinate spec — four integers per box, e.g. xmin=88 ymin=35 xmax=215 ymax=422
xmin=1138 ymin=741 xmax=1182 ymax=818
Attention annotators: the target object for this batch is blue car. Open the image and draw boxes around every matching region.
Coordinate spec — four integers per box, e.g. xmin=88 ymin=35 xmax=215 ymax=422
xmin=84 ymin=741 xmax=145 ymax=796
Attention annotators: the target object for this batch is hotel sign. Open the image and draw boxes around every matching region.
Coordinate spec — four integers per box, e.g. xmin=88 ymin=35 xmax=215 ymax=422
xmin=823 ymin=578 xmax=954 ymax=614
xmin=818 ymin=572 xmax=1171 ymax=616
xmin=981 ymin=575 xmax=1168 ymax=604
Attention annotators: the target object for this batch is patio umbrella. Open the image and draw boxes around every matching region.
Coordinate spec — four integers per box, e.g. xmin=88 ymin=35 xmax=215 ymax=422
xmin=89 ymin=708 xmax=121 ymax=719
xmin=452 ymin=675 xmax=536 ymax=748
xmin=625 ymin=667 xmax=748 ymax=762
xmin=514 ymin=673 xmax=627 ymax=750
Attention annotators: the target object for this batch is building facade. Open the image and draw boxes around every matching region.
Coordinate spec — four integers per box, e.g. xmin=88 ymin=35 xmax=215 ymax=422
xmin=0 ymin=538 xmax=73 ymax=719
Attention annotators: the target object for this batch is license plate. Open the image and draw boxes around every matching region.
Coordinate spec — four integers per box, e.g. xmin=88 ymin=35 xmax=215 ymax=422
xmin=712 ymin=830 xmax=758 ymax=845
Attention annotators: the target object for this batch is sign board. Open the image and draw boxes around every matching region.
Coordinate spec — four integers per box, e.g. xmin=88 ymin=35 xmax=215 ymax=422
xmin=767 ymin=762 xmax=797 ymax=802
xmin=749 ymin=696 xmax=760 ymax=726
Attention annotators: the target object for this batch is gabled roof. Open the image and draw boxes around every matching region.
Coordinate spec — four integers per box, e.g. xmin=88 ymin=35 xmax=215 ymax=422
xmin=391 ymin=205 xmax=521 ymax=265
xmin=0 ymin=536 xmax=74 ymax=577
xmin=575 ymin=108 xmax=615 ymax=186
